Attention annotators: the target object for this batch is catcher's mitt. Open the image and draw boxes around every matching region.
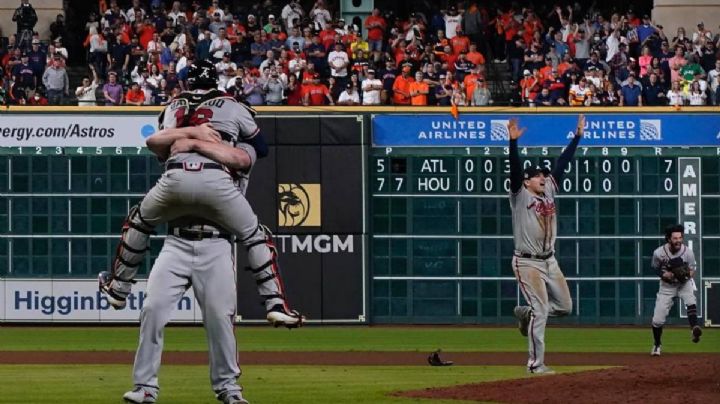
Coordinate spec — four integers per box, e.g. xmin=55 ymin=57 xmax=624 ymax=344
xmin=665 ymin=257 xmax=691 ymax=283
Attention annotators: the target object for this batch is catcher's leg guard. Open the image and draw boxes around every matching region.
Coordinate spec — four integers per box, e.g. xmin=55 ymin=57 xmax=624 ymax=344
xmin=242 ymin=224 xmax=304 ymax=328
xmin=100 ymin=204 xmax=155 ymax=309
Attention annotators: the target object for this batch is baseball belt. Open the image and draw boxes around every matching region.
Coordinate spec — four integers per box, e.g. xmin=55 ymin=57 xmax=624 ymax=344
xmin=165 ymin=162 xmax=226 ymax=172
xmin=514 ymin=251 xmax=554 ymax=260
xmin=169 ymin=227 xmax=233 ymax=241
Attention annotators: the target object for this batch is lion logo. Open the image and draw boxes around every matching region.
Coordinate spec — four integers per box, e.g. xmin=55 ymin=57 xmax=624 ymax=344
xmin=278 ymin=183 xmax=320 ymax=227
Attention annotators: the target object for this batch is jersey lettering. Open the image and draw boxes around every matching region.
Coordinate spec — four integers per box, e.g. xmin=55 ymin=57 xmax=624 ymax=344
xmin=189 ymin=107 xmax=214 ymax=126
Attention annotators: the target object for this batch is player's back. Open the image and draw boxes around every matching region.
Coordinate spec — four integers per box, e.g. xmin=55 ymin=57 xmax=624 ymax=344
xmin=160 ymin=89 xmax=259 ymax=165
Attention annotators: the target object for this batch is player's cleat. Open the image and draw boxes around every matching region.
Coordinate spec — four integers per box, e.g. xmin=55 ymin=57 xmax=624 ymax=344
xmin=513 ymin=305 xmax=532 ymax=337
xmin=217 ymin=390 xmax=249 ymax=404
xmin=651 ymin=345 xmax=662 ymax=356
xmin=266 ymin=304 xmax=305 ymax=329
xmin=527 ymin=365 xmax=556 ymax=375
xmin=691 ymin=326 xmax=702 ymax=343
xmin=98 ymin=271 xmax=130 ymax=309
xmin=123 ymin=387 xmax=157 ymax=403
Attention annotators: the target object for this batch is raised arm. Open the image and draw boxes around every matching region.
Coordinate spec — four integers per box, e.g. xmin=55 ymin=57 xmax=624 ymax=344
xmin=551 ymin=114 xmax=584 ymax=182
xmin=508 ymin=118 xmax=527 ymax=193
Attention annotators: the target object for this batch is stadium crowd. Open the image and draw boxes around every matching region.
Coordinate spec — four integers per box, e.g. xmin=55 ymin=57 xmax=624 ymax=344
xmin=1 ymin=0 xmax=719 ymax=107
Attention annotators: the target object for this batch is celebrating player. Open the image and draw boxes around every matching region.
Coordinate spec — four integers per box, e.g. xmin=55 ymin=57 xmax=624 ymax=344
xmin=122 ymin=137 xmax=253 ymax=404
xmin=98 ymin=60 xmax=304 ymax=329
xmin=649 ymin=224 xmax=702 ymax=356
xmin=509 ymin=114 xmax=585 ymax=374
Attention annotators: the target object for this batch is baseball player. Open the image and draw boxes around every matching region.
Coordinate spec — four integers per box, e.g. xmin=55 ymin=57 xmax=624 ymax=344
xmin=508 ymin=115 xmax=585 ymax=374
xmin=98 ymin=60 xmax=303 ymax=329
xmin=650 ymin=224 xmax=702 ymax=356
xmin=123 ymin=135 xmax=253 ymax=404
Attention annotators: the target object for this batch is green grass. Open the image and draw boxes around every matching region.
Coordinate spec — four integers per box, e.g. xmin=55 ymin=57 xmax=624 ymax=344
xmin=0 ymin=364 xmax=601 ymax=404
xmin=0 ymin=326 xmax=716 ymax=353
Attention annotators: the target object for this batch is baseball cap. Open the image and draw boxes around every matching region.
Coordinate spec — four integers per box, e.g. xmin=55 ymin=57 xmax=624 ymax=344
xmin=524 ymin=166 xmax=550 ymax=179
xmin=268 ymin=14 xmax=275 ymax=19
xmin=523 ymin=69 xmax=531 ymax=76
xmin=32 ymin=39 xmax=40 ymax=44
xmin=367 ymin=69 xmax=375 ymax=74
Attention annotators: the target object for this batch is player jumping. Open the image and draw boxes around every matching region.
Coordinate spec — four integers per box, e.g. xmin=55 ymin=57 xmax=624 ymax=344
xmin=98 ymin=60 xmax=303 ymax=329
xmin=509 ymin=115 xmax=585 ymax=374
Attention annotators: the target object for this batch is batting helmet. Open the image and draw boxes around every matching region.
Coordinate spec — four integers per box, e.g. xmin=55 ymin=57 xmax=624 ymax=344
xmin=664 ymin=224 xmax=684 ymax=242
xmin=187 ymin=59 xmax=218 ymax=90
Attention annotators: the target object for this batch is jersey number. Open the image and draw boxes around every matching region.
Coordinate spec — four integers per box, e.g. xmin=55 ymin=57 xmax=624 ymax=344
xmin=173 ymin=106 xmax=214 ymax=127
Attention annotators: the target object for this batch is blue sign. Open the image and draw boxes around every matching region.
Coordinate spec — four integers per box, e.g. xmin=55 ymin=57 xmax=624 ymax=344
xmin=372 ymin=113 xmax=720 ymax=147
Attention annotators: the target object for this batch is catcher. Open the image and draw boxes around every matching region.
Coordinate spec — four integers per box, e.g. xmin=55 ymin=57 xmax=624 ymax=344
xmin=649 ymin=224 xmax=702 ymax=356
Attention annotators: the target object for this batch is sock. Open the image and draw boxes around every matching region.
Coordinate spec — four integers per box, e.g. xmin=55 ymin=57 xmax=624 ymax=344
xmin=687 ymin=305 xmax=698 ymax=327
xmin=652 ymin=326 xmax=662 ymax=346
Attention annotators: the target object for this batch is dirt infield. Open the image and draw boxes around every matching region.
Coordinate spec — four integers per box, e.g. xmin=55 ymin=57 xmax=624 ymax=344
xmin=397 ymin=354 xmax=720 ymax=404
xmin=2 ymin=351 xmax=718 ymax=403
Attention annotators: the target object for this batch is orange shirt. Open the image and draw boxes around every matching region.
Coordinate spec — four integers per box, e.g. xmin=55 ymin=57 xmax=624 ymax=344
xmin=304 ymin=83 xmax=330 ymax=105
xmin=408 ymin=81 xmax=429 ymax=105
xmin=466 ymin=51 xmax=485 ymax=66
xmin=392 ymin=75 xmax=414 ymax=105
xmin=539 ymin=66 xmax=552 ymax=80
xmin=450 ymin=35 xmax=470 ymax=55
xmin=125 ymin=89 xmax=145 ymax=104
xmin=463 ymin=73 xmax=480 ymax=100
xmin=557 ymin=62 xmax=571 ymax=77
xmin=364 ymin=15 xmax=386 ymax=41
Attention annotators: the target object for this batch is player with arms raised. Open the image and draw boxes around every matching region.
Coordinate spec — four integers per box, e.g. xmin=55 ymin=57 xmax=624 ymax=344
xmin=508 ymin=115 xmax=585 ymax=374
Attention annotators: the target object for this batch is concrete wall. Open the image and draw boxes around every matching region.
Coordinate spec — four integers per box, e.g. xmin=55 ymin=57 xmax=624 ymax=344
xmin=653 ymin=0 xmax=720 ymax=39
xmin=0 ymin=0 xmax=63 ymax=42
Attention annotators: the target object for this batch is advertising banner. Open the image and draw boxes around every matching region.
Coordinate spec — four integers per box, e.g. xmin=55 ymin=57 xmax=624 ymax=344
xmin=373 ymin=113 xmax=720 ymax=147
xmin=0 ymin=113 xmax=158 ymax=147
xmin=2 ymin=279 xmax=200 ymax=322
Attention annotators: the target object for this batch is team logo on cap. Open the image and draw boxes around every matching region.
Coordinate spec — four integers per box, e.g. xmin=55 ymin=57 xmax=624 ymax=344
xmin=278 ymin=183 xmax=321 ymax=227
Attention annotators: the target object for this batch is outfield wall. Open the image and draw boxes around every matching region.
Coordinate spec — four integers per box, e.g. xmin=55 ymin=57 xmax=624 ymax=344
xmin=0 ymin=106 xmax=719 ymax=325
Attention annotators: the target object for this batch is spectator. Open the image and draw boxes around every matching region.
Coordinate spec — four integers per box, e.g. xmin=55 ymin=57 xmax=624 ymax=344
xmin=466 ymin=43 xmax=485 ymax=66
xmin=668 ymin=45 xmax=687 ymax=83
xmin=210 ymin=28 xmax=231 ymax=61
xmin=337 ymin=82 xmax=360 ymax=105
xmin=89 ymin=26 xmax=109 ymax=78
xmin=263 ymin=15 xmax=282 ymax=34
xmin=365 ymin=8 xmax=386 ymax=62
xmin=309 ymin=0 xmax=332 ymax=31
xmin=53 ymin=37 xmax=68 ymax=60
xmin=303 ymin=73 xmax=333 ymax=106
xmin=28 ymin=89 xmax=48 ymax=105
xmin=454 ymin=51 xmax=474 ymax=82
xmin=620 ymin=75 xmax=643 ymax=106
xmin=569 ymin=77 xmax=592 ymax=106
xmin=103 ymin=71 xmax=123 ymax=105
xmin=435 ymin=74 xmax=452 ymax=106
xmin=76 ymin=65 xmax=99 ymax=106
xmin=680 ymin=55 xmax=705 ymax=83
xmin=408 ymin=71 xmax=429 ymax=105
xmin=285 ymin=27 xmax=304 ymax=50
xmin=243 ymin=74 xmax=265 ymax=106
xmin=687 ymin=80 xmax=707 ymax=105
xmin=328 ymin=42 xmax=349 ymax=85
xmin=125 ymin=82 xmax=145 ymax=105
xmin=444 ymin=6 xmax=462 ymax=39
xmin=667 ymin=80 xmax=686 ymax=106
xmin=285 ymin=73 xmax=303 ymax=105
xmin=361 ymin=69 xmax=382 ymax=105
xmin=42 ymin=56 xmax=68 ymax=105
xmin=216 ymin=52 xmax=236 ymax=89
xmin=708 ymin=60 xmax=720 ymax=105
xmin=643 ymin=72 xmax=666 ymax=106
xmin=281 ymin=0 xmax=305 ymax=30
xmin=13 ymin=53 xmax=36 ymax=96
xmin=12 ymin=0 xmax=38 ymax=51
xmin=533 ymin=86 xmax=553 ymax=106
xmin=109 ymin=32 xmax=130 ymax=73
xmin=392 ymin=64 xmax=413 ymax=105
xmin=692 ymin=22 xmax=712 ymax=43
xmin=306 ymin=35 xmax=327 ymax=75
xmin=471 ymin=77 xmax=492 ymax=106
xmin=263 ymin=70 xmax=286 ymax=105
xmin=27 ymin=38 xmax=45 ymax=82
xmin=50 ymin=13 xmax=67 ymax=43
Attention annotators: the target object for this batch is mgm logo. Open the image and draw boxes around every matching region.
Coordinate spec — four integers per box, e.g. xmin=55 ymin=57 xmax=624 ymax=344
xmin=278 ymin=183 xmax=321 ymax=227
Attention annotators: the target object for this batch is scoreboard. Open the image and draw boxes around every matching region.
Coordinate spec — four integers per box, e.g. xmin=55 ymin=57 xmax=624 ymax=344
xmin=370 ymin=112 xmax=720 ymax=324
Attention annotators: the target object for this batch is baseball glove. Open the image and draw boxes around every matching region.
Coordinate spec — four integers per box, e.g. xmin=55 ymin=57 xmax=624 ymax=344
xmin=665 ymin=257 xmax=691 ymax=283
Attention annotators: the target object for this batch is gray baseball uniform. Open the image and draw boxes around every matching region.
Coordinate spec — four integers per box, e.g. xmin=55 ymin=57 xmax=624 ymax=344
xmin=109 ymin=90 xmax=289 ymax=315
xmin=508 ymin=130 xmax=581 ymax=372
xmin=651 ymin=244 xmax=697 ymax=327
xmin=510 ymin=178 xmax=572 ymax=371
